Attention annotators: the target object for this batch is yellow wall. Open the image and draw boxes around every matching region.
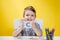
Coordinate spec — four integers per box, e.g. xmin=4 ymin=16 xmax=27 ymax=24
xmin=0 ymin=0 xmax=60 ymax=36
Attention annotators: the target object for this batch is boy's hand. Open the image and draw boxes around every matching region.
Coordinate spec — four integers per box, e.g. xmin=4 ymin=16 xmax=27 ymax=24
xmin=31 ymin=20 xmax=41 ymax=36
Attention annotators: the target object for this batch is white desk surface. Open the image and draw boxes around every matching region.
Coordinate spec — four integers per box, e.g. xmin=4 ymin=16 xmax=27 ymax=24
xmin=0 ymin=36 xmax=60 ymax=40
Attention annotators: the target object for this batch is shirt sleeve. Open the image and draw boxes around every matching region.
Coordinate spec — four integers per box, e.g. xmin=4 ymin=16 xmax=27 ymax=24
xmin=35 ymin=23 xmax=42 ymax=32
xmin=35 ymin=20 xmax=44 ymax=36
xmin=35 ymin=20 xmax=44 ymax=30
xmin=14 ymin=19 xmax=22 ymax=30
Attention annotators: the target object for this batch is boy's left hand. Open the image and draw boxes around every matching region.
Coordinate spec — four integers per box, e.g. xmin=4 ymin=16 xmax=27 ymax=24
xmin=31 ymin=20 xmax=41 ymax=36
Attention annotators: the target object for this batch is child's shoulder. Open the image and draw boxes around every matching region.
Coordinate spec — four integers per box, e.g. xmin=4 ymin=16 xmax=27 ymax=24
xmin=35 ymin=19 xmax=43 ymax=24
xmin=35 ymin=19 xmax=44 ymax=29
xmin=14 ymin=19 xmax=24 ymax=22
xmin=14 ymin=19 xmax=25 ymax=25
xmin=14 ymin=19 xmax=24 ymax=29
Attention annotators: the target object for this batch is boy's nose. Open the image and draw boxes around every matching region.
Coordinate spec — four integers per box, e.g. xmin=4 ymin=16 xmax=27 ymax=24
xmin=27 ymin=18 xmax=32 ymax=21
xmin=29 ymin=17 xmax=31 ymax=19
xmin=29 ymin=16 xmax=31 ymax=18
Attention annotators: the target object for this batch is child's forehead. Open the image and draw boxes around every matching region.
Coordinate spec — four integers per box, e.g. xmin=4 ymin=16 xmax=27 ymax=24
xmin=25 ymin=10 xmax=35 ymax=15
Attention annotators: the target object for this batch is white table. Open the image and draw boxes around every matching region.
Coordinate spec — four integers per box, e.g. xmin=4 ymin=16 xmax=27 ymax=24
xmin=0 ymin=36 xmax=60 ymax=40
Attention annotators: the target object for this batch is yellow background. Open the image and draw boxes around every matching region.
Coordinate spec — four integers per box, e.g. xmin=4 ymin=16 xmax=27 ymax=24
xmin=0 ymin=0 xmax=60 ymax=36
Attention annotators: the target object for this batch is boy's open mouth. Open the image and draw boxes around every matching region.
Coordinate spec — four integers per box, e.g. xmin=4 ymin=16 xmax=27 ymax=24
xmin=27 ymin=19 xmax=32 ymax=21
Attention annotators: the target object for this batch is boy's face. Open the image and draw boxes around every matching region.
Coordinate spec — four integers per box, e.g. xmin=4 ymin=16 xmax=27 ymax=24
xmin=24 ymin=10 xmax=36 ymax=21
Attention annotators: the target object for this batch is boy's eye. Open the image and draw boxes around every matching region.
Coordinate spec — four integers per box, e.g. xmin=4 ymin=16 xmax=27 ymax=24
xmin=31 ymin=15 xmax=34 ymax=16
xmin=26 ymin=14 xmax=29 ymax=16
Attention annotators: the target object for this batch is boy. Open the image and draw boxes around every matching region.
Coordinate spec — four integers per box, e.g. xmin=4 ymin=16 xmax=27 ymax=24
xmin=13 ymin=6 xmax=42 ymax=37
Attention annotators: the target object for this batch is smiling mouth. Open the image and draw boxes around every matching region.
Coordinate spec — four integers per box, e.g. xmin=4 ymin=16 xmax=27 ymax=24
xmin=27 ymin=19 xmax=32 ymax=21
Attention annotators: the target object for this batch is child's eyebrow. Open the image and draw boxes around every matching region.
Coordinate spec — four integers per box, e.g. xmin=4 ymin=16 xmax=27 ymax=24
xmin=26 ymin=14 xmax=29 ymax=15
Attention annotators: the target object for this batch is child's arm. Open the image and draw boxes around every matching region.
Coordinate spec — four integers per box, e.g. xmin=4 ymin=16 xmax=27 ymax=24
xmin=12 ymin=23 xmax=24 ymax=37
xmin=31 ymin=21 xmax=42 ymax=36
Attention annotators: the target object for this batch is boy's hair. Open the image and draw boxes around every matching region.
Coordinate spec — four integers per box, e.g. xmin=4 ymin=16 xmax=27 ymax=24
xmin=23 ymin=6 xmax=36 ymax=17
